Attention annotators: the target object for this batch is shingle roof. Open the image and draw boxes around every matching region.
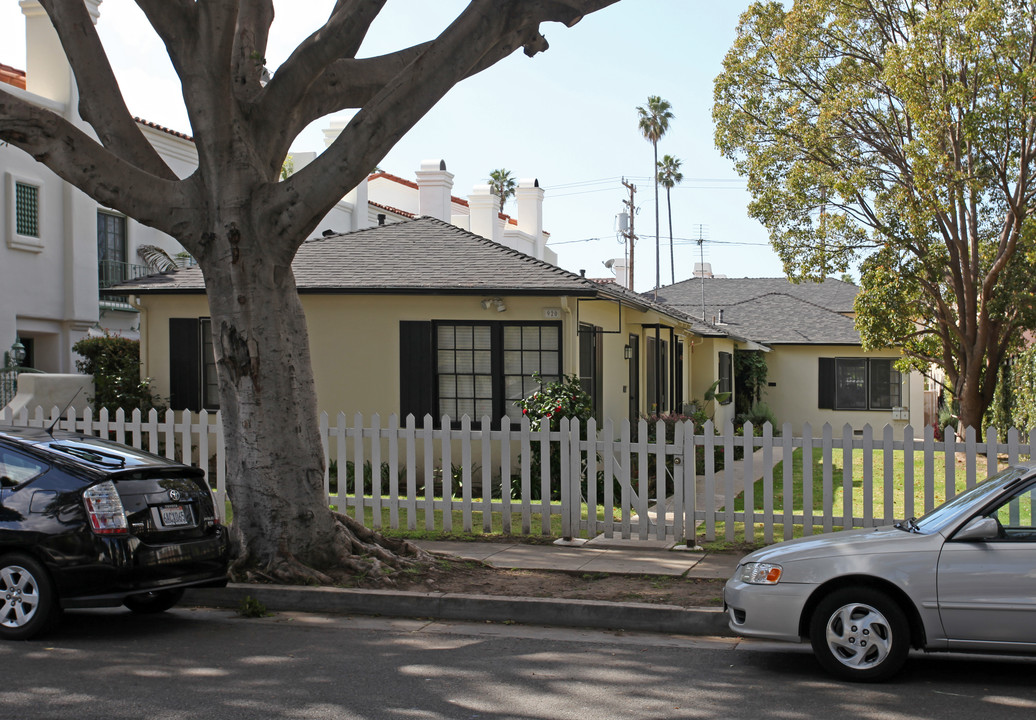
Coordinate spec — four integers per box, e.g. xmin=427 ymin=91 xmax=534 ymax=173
xmin=655 ymin=277 xmax=861 ymax=344
xmin=108 ymin=217 xmax=603 ymax=296
xmin=108 ymin=217 xmax=727 ymax=336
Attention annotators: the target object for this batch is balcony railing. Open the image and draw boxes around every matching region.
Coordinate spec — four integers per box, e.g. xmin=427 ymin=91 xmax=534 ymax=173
xmin=99 ymin=259 xmax=154 ymax=309
xmin=98 ymin=259 xmax=152 ymax=289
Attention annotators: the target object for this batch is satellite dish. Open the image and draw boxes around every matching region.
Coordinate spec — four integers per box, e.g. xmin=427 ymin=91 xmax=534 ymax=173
xmin=604 ymin=259 xmax=615 ymax=269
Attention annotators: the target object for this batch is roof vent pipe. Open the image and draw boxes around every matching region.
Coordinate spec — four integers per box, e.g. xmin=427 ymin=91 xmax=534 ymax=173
xmin=378 ymin=214 xmax=386 ymax=226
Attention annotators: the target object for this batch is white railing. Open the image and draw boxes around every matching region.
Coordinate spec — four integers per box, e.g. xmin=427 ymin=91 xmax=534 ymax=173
xmin=4 ymin=405 xmax=1034 ymax=544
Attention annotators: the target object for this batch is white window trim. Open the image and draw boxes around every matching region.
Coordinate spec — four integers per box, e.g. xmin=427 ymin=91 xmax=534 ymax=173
xmin=5 ymin=171 xmax=44 ymax=253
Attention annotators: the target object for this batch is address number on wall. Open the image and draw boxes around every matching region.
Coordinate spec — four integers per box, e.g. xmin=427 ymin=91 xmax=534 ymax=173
xmin=543 ymin=308 xmax=562 ymax=319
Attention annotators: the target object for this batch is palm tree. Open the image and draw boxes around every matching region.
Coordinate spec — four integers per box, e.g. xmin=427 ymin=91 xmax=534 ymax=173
xmin=636 ymin=96 xmax=673 ymax=296
xmin=657 ymin=154 xmax=683 ymax=285
xmin=487 ymin=169 xmax=517 ymax=213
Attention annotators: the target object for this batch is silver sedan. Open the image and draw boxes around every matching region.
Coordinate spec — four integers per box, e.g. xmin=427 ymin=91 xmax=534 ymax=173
xmin=724 ymin=463 xmax=1036 ymax=681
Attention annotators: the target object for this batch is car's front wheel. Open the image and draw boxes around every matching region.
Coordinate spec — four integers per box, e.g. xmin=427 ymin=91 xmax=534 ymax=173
xmin=123 ymin=588 xmax=186 ymax=614
xmin=809 ymin=587 xmax=910 ymax=682
xmin=0 ymin=553 xmax=59 ymax=640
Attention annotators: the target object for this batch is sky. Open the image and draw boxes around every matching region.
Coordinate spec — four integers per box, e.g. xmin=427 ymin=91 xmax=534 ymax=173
xmin=0 ymin=0 xmax=785 ymax=292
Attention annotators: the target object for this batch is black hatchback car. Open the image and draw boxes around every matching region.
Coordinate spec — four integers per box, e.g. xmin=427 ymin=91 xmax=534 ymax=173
xmin=0 ymin=426 xmax=229 ymax=639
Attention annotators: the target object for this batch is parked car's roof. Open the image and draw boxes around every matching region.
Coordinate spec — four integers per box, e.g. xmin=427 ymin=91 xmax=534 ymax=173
xmin=0 ymin=426 xmax=185 ymax=470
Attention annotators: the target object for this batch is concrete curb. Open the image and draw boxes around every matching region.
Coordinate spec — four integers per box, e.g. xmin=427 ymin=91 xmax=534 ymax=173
xmin=184 ymin=583 xmax=732 ymax=637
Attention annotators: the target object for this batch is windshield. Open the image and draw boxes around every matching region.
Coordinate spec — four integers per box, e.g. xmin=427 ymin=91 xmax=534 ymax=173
xmin=913 ymin=466 xmax=1030 ymax=533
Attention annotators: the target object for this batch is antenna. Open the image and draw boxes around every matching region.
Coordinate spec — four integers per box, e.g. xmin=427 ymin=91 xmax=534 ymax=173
xmin=46 ymin=387 xmax=83 ymax=436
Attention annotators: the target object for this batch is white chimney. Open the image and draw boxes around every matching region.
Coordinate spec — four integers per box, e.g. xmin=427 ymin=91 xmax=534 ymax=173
xmin=468 ymin=185 xmax=499 ymax=243
xmin=322 ymin=120 xmax=347 ymax=147
xmin=21 ymin=0 xmax=102 ymax=104
xmin=415 ymin=159 xmax=454 ymax=222
xmin=343 ymin=177 xmax=369 ymax=231
xmin=516 ymin=178 xmax=544 ymax=256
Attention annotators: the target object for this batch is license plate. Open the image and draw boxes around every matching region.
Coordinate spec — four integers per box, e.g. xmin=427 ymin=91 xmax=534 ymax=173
xmin=159 ymin=504 xmax=190 ymax=527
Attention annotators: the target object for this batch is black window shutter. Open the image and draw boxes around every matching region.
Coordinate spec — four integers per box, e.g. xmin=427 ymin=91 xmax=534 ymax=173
xmin=818 ymin=357 xmax=835 ymax=409
xmin=169 ymin=318 xmax=200 ymax=411
xmin=399 ymin=321 xmax=434 ymax=422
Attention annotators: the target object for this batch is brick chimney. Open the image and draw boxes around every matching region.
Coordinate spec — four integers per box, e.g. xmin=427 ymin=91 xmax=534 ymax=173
xmin=415 ymin=159 xmax=454 ymax=222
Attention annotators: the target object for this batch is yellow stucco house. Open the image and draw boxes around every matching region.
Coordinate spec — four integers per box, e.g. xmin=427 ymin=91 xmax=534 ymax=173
xmin=110 ymin=217 xmax=737 ymax=429
xmin=655 ymin=277 xmax=924 ymax=435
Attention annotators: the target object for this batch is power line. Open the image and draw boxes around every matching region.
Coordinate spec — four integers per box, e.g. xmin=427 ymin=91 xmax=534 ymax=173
xmin=549 ymin=236 xmax=770 ymax=247
xmin=542 ymin=175 xmax=746 ymax=190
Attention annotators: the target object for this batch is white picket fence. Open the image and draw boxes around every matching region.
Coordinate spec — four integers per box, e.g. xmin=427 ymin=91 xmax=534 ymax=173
xmin=4 ymin=405 xmax=1034 ymax=544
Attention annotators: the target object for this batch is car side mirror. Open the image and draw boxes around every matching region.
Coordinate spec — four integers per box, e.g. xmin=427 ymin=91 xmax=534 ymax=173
xmin=953 ymin=516 xmax=999 ymax=542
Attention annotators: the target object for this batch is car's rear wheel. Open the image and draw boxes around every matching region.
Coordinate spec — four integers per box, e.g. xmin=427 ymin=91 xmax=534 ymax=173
xmin=123 ymin=588 xmax=185 ymax=614
xmin=0 ymin=554 xmax=59 ymax=640
xmin=809 ymin=587 xmax=910 ymax=682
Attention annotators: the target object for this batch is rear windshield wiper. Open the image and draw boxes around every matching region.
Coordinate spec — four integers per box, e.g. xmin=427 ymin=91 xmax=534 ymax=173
xmin=50 ymin=444 xmax=127 ymax=468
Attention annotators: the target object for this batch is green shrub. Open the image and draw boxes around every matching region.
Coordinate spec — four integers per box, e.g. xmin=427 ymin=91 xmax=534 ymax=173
xmin=989 ymin=345 xmax=1036 ymax=435
xmin=72 ymin=334 xmax=165 ymax=413
xmin=512 ymin=373 xmax=593 ymax=501
xmin=734 ymin=402 xmax=778 ymax=431
xmin=734 ymin=349 xmax=768 ymax=416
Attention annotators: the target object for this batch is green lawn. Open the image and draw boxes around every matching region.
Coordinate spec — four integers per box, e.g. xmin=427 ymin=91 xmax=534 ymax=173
xmin=709 ymin=447 xmax=996 ymax=547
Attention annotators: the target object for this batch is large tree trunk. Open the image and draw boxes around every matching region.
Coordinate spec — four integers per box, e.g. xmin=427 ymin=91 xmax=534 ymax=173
xmin=199 ymin=219 xmax=428 ymax=582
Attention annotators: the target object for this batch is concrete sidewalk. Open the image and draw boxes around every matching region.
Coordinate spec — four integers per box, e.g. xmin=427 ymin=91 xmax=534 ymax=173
xmin=413 ymin=539 xmax=741 ymax=579
xmin=184 ymin=541 xmax=745 ymax=638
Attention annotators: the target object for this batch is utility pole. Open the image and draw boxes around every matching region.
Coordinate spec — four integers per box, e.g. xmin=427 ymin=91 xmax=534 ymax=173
xmin=696 ymin=224 xmax=707 ymax=321
xmin=621 ymin=178 xmax=637 ymax=290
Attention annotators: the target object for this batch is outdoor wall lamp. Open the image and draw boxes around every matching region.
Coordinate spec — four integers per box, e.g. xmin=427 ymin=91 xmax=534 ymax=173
xmin=4 ymin=337 xmax=26 ymax=369
xmin=624 ymin=344 xmax=633 ymax=360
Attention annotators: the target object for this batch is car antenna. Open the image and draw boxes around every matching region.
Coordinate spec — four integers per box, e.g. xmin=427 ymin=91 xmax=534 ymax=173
xmin=46 ymin=387 xmax=83 ymax=436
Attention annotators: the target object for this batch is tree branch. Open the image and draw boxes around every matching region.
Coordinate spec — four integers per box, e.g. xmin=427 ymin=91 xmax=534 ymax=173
xmin=0 ymin=88 xmax=191 ymax=235
xmin=259 ymin=0 xmax=387 ymax=114
xmin=258 ymin=0 xmax=618 ymax=240
xmin=231 ymin=0 xmax=275 ymax=104
xmin=36 ymin=0 xmax=176 ymax=180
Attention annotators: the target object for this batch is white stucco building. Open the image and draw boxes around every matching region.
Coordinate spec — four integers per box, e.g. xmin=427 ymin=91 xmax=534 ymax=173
xmin=1 ymin=1 xmax=196 ymax=372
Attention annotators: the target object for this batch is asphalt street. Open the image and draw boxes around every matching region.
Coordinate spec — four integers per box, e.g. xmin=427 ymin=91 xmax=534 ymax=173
xmin=3 ymin=607 xmax=1036 ymax=719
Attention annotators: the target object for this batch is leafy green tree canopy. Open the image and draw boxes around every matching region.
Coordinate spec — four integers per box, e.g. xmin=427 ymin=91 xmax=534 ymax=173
xmin=714 ymin=0 xmax=1036 ymax=434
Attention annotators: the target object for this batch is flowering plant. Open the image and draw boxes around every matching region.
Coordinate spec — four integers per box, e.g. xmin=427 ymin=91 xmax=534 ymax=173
xmin=513 ymin=373 xmax=593 ymax=431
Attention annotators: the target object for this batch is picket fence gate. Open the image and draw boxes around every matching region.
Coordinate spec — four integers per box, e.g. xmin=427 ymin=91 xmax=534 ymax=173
xmin=3 ymin=405 xmax=1034 ymax=544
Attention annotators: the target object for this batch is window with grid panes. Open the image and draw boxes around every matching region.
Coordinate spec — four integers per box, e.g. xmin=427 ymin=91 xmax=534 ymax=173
xmin=15 ymin=182 xmax=39 ymax=237
xmin=432 ymin=322 xmax=561 ymax=423
xmin=503 ymin=324 xmax=560 ymax=422
xmin=437 ymin=324 xmax=494 ymax=421
xmin=97 ymin=212 xmax=127 ymax=286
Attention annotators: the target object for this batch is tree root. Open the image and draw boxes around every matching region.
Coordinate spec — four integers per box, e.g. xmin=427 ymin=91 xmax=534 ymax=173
xmin=230 ymin=513 xmax=437 ymax=586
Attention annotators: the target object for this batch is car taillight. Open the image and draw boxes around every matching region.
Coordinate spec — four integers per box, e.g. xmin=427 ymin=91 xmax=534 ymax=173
xmin=83 ymin=480 xmax=129 ymax=535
